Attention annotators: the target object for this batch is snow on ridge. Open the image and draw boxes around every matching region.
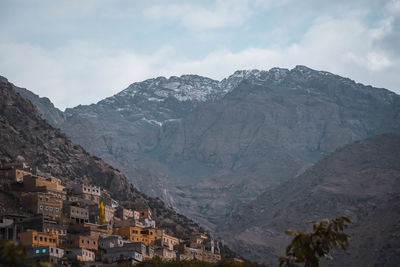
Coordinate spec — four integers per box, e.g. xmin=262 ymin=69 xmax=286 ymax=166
xmin=140 ymin=117 xmax=162 ymax=127
xmin=101 ymin=66 xmax=332 ymax=106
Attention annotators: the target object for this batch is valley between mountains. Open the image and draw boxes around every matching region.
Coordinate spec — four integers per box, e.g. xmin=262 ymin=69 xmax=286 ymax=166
xmin=4 ymin=65 xmax=400 ymax=265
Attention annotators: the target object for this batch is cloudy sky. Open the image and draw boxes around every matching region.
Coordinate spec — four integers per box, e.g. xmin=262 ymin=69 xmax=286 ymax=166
xmin=0 ymin=0 xmax=399 ymax=110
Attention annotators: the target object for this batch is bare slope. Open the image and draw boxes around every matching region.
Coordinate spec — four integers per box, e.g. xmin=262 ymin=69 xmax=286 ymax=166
xmin=217 ymin=134 xmax=400 ymax=266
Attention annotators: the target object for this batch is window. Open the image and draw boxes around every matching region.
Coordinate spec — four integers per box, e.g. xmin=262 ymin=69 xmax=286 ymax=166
xmin=56 ymin=207 xmax=59 ymax=212
xmin=35 ymin=249 xmax=39 ymax=254
xmin=40 ymin=237 xmax=43 ymax=241
xmin=40 ymin=205 xmax=43 ymax=210
xmin=34 ymin=236 xmax=37 ymax=241
xmin=44 ymin=237 xmax=47 ymax=242
xmin=56 ymin=249 xmax=58 ymax=253
xmin=49 ymin=207 xmax=53 ymax=212
xmin=51 ymin=248 xmax=53 ymax=253
xmin=81 ymin=240 xmax=84 ymax=244
xmin=45 ymin=206 xmax=49 ymax=211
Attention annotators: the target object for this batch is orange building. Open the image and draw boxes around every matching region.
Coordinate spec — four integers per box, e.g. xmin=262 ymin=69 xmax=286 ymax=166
xmin=113 ymin=226 xmax=155 ymax=246
xmin=18 ymin=229 xmax=59 ymax=247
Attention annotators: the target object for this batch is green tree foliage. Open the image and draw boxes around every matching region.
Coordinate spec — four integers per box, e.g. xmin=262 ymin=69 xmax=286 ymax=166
xmin=279 ymin=216 xmax=351 ymax=267
xmin=0 ymin=240 xmax=26 ymax=267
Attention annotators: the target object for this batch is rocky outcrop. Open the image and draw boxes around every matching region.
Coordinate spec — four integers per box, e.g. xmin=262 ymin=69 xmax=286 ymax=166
xmin=217 ymin=134 xmax=400 ymax=266
xmin=0 ymin=76 xmax=67 ymax=127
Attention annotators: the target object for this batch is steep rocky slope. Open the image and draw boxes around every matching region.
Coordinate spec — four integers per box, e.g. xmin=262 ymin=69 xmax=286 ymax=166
xmin=217 ymin=134 xmax=400 ymax=266
xmin=0 ymin=77 xmax=209 ymax=240
xmin=0 ymin=76 xmax=67 ymax=127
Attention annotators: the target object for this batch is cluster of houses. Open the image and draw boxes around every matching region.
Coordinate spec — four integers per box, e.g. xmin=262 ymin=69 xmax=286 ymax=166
xmin=0 ymin=162 xmax=221 ymax=266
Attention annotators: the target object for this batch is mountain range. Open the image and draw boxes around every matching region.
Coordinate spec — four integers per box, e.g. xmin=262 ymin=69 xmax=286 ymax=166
xmin=3 ymin=65 xmax=400 ymax=265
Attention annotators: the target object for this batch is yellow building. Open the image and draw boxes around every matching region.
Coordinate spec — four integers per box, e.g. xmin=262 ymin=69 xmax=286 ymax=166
xmin=18 ymin=229 xmax=59 ymax=247
xmin=113 ymin=226 xmax=155 ymax=246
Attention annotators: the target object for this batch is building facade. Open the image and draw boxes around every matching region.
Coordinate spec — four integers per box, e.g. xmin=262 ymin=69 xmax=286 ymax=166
xmin=65 ymin=234 xmax=98 ymax=251
xmin=21 ymin=192 xmax=63 ymax=219
xmin=0 ymin=163 xmax=31 ymax=183
xmin=64 ymin=205 xmax=89 ymax=224
xmin=25 ymin=246 xmax=64 ymax=265
xmin=113 ymin=226 xmax=156 ymax=246
xmin=116 ymin=207 xmax=139 ymax=220
xmin=154 ymin=247 xmax=176 ymax=261
xmin=98 ymin=235 xmax=129 ymax=249
xmin=71 ymin=184 xmax=101 ymax=203
xmin=65 ymin=248 xmax=95 ymax=262
xmin=23 ymin=175 xmax=65 ymax=193
xmin=155 ymin=229 xmax=179 ymax=250
xmin=18 ymin=229 xmax=59 ymax=247
xmin=102 ymin=242 xmax=144 ymax=264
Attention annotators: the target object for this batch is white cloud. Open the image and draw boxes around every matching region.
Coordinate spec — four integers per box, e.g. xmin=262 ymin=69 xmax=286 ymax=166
xmin=144 ymin=0 xmax=268 ymax=31
xmin=0 ymin=41 xmax=171 ymax=110
xmin=159 ymin=12 xmax=400 ymax=93
xmin=0 ymin=1 xmax=399 ymax=110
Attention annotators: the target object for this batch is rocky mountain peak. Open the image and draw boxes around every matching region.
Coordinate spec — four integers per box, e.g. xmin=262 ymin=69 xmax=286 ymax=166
xmin=111 ymin=74 xmax=222 ymax=104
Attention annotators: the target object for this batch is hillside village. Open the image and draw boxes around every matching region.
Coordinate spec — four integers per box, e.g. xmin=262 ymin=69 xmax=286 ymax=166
xmin=0 ymin=162 xmax=222 ymax=265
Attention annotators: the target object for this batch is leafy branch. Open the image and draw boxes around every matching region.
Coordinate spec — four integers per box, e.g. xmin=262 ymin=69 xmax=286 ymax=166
xmin=279 ymin=216 xmax=351 ymax=267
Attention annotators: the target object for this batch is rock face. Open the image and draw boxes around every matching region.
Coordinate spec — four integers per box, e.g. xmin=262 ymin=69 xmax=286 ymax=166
xmin=30 ymin=66 xmax=400 ymax=230
xmin=0 ymin=77 xmax=208 ymax=240
xmin=1 ymin=76 xmax=67 ymax=127
xmin=151 ymin=66 xmax=400 ymax=228
xmin=217 ymin=133 xmax=400 ymax=266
